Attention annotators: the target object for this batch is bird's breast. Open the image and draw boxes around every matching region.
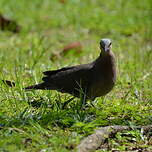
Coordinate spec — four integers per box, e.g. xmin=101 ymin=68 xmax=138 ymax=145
xmin=88 ymin=58 xmax=116 ymax=99
xmin=89 ymin=74 xmax=115 ymax=98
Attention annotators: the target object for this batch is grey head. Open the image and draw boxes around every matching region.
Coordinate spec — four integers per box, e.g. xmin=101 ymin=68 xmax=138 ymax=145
xmin=100 ymin=38 xmax=112 ymax=52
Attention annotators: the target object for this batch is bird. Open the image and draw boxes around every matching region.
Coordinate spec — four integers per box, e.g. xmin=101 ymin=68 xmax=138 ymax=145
xmin=25 ymin=38 xmax=116 ymax=102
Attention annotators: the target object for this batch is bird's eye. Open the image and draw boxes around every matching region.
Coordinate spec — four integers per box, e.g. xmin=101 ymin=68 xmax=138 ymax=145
xmin=109 ymin=42 xmax=112 ymax=47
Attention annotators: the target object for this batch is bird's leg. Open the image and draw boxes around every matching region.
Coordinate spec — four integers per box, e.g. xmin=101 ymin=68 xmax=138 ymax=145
xmin=82 ymin=92 xmax=87 ymax=106
xmin=62 ymin=97 xmax=75 ymax=109
xmin=80 ymin=88 xmax=87 ymax=109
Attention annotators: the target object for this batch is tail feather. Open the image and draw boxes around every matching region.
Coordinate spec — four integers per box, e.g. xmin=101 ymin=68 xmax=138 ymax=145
xmin=24 ymin=83 xmax=47 ymax=90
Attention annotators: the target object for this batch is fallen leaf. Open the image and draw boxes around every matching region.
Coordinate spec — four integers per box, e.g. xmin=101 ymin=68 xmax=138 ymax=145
xmin=2 ymin=80 xmax=15 ymax=87
xmin=62 ymin=42 xmax=82 ymax=56
xmin=0 ymin=14 xmax=21 ymax=33
xmin=50 ymin=42 xmax=82 ymax=61
xmin=59 ymin=0 xmax=66 ymax=4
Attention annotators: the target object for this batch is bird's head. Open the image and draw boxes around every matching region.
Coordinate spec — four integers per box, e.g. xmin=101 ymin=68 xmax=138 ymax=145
xmin=100 ymin=38 xmax=112 ymax=53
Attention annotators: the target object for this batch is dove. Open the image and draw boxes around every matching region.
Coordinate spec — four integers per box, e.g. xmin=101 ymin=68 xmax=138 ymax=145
xmin=25 ymin=38 xmax=116 ymax=102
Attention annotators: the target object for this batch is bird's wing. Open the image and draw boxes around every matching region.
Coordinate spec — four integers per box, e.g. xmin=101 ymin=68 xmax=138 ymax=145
xmin=42 ymin=63 xmax=93 ymax=96
xmin=43 ymin=66 xmax=75 ymax=76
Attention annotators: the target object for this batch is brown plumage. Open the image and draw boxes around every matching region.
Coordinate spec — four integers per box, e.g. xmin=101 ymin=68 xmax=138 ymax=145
xmin=25 ymin=38 xmax=116 ymax=100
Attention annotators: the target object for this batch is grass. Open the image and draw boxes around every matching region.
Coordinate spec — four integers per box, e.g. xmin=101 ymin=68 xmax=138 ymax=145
xmin=0 ymin=0 xmax=152 ymax=151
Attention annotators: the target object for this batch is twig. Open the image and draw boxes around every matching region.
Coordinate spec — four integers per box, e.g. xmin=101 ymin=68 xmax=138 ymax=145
xmin=77 ymin=125 xmax=152 ymax=152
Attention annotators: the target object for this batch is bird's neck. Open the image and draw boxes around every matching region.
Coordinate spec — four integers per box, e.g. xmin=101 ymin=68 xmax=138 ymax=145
xmin=99 ymin=50 xmax=115 ymax=64
xmin=97 ymin=51 xmax=116 ymax=82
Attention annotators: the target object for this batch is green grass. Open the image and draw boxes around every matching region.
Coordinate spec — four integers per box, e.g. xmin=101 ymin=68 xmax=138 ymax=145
xmin=0 ymin=0 xmax=152 ymax=151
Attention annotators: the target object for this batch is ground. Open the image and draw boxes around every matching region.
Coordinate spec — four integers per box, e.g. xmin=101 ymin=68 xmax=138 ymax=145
xmin=0 ymin=0 xmax=152 ymax=151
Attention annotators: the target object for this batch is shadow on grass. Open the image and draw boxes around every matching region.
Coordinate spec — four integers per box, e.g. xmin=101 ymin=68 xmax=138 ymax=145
xmin=1 ymin=95 xmax=151 ymax=136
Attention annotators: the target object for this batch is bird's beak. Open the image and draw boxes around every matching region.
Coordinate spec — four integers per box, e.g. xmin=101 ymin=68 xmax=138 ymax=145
xmin=104 ymin=46 xmax=109 ymax=52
